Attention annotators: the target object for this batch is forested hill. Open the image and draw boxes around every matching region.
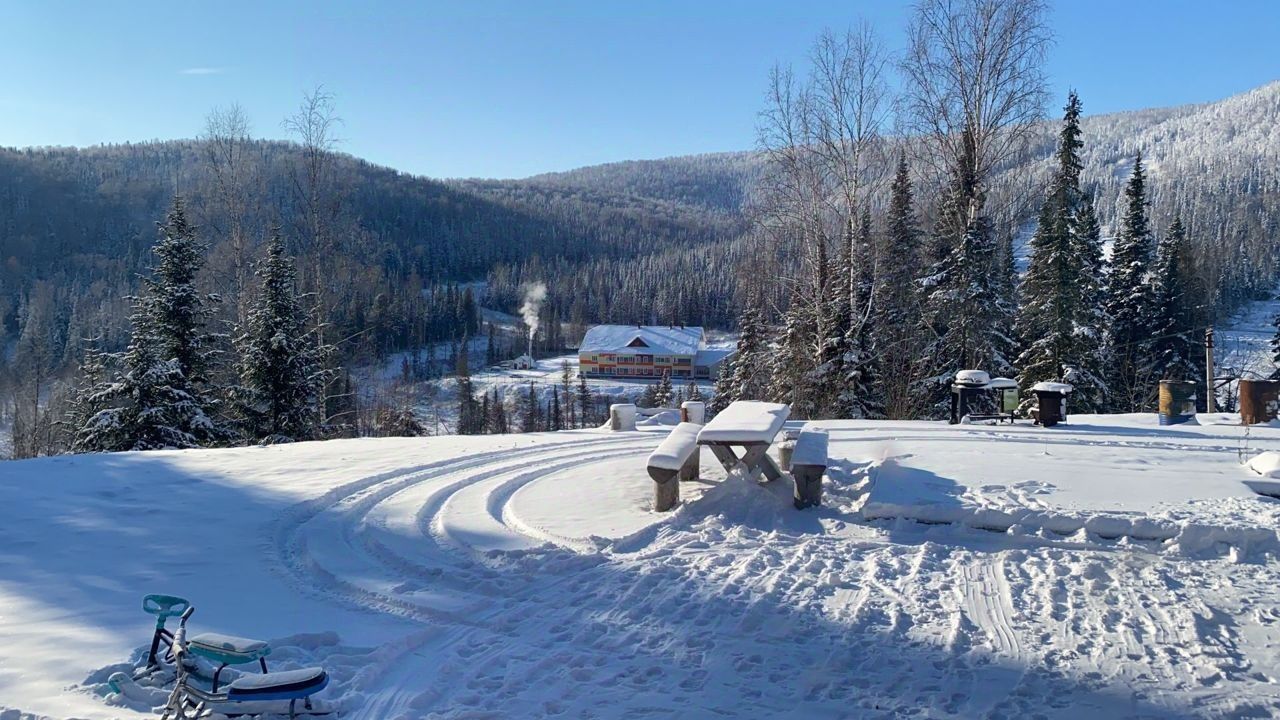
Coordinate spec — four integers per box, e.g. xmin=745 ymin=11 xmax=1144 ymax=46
xmin=1 ymin=80 xmax=1278 ymax=381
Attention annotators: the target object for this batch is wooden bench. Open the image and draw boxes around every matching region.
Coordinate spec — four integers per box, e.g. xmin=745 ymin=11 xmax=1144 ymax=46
xmin=791 ymin=427 xmax=828 ymax=509
xmin=696 ymin=401 xmax=790 ymax=484
xmin=647 ymin=422 xmax=702 ymax=511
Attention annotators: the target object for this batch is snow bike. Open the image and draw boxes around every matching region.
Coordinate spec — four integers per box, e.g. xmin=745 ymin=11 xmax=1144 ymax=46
xmin=138 ymin=594 xmax=272 ymax=691
xmin=152 ymin=604 xmax=330 ymax=719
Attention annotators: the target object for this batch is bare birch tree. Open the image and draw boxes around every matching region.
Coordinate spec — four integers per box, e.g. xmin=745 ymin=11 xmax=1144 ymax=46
xmin=901 ymin=0 xmax=1050 ymax=215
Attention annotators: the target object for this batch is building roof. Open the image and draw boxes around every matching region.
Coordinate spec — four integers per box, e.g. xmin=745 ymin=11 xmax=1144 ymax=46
xmin=580 ymin=325 xmax=705 ymax=355
xmin=694 ymin=348 xmax=734 ymax=366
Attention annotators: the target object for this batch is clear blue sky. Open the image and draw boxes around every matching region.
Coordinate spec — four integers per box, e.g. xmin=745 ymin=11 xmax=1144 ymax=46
xmin=2 ymin=0 xmax=1277 ymax=179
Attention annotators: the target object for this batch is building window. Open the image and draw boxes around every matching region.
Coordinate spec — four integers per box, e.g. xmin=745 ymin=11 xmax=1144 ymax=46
xmin=674 ymin=357 xmax=691 ymax=366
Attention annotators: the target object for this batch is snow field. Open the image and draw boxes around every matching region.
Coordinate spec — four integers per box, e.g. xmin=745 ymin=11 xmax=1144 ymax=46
xmin=2 ymin=414 xmax=1280 ymax=718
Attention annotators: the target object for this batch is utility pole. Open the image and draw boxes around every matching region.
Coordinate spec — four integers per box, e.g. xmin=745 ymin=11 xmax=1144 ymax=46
xmin=1205 ymin=327 xmax=1216 ymax=414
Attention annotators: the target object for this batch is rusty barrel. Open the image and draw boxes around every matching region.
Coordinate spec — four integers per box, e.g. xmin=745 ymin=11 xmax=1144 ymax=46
xmin=1239 ymin=379 xmax=1280 ymax=425
xmin=1157 ymin=380 xmax=1197 ymax=425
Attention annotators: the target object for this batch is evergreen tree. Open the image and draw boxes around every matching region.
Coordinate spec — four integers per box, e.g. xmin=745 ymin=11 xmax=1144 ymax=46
xmin=74 ymin=198 xmax=224 ymax=451
xmin=232 ymin=231 xmax=329 ymax=442
xmin=686 ymin=382 xmax=704 ymax=403
xmin=922 ymin=215 xmax=1009 ymax=414
xmin=1104 ymin=153 xmax=1157 ymax=411
xmin=713 ymin=289 xmax=772 ymax=413
xmin=874 ymin=154 xmax=926 ymax=418
xmin=1146 ymin=216 xmax=1203 ymax=383
xmin=770 ymin=298 xmax=819 ymax=418
xmin=654 ymin=370 xmax=673 ymax=407
xmin=455 ymin=347 xmax=482 ymax=434
xmin=74 ymin=299 xmax=216 ymax=451
xmin=521 ymin=381 xmax=542 ymax=432
xmin=1014 ymin=92 xmax=1108 ymax=412
xmin=576 ymin=374 xmax=593 ymax=427
xmin=560 ymin=360 xmax=575 ymax=428
xmin=550 ymin=391 xmax=563 ymax=430
xmin=920 ymin=129 xmax=1009 ymax=416
xmin=842 ymin=210 xmax=882 ymax=418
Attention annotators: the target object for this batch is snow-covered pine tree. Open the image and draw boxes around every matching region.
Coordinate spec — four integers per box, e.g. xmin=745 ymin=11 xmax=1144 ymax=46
xmin=1104 ymin=153 xmax=1157 ymax=411
xmin=576 ymin=374 xmax=592 ymax=427
xmin=1271 ymin=311 xmax=1280 ymax=379
xmin=874 ymin=154 xmax=926 ymax=419
xmin=1063 ymin=195 xmax=1110 ymax=411
xmin=1146 ymin=216 xmax=1203 ymax=384
xmin=550 ymin=391 xmax=562 ymax=431
xmin=686 ymin=382 xmax=703 ymax=402
xmin=233 ymin=231 xmax=329 ymax=443
xmin=521 ymin=381 xmax=542 ymax=432
xmin=712 ymin=288 xmax=772 ymax=414
xmin=842 ymin=209 xmax=883 ymax=418
xmin=920 ymin=130 xmax=1009 ymax=416
xmin=1014 ymin=91 xmax=1107 ymax=411
xmin=74 ymin=198 xmax=224 ymax=452
xmin=770 ymin=297 xmax=819 ymax=418
xmin=925 ymin=215 xmax=1009 ymax=384
xmin=654 ymin=370 xmax=673 ymax=408
xmin=454 ymin=345 xmax=482 ymax=435
xmin=74 ymin=298 xmax=216 ymax=451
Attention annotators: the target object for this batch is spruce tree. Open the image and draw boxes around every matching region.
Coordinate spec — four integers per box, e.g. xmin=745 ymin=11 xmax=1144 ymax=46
xmin=874 ymin=154 xmax=925 ymax=419
xmin=1146 ymin=217 xmax=1202 ymax=383
xmin=654 ymin=370 xmax=673 ymax=407
xmin=74 ymin=299 xmax=215 ymax=451
xmin=454 ymin=347 xmax=481 ymax=434
xmin=1014 ymin=91 xmax=1108 ymax=412
xmin=713 ymin=289 xmax=771 ymax=413
xmin=74 ymin=198 xmax=222 ymax=451
xmin=842 ymin=210 xmax=882 ymax=418
xmin=577 ymin=374 xmax=592 ymax=427
xmin=920 ymin=129 xmax=1009 ymax=416
xmin=233 ymin=231 xmax=328 ymax=443
xmin=1104 ymin=153 xmax=1156 ymax=411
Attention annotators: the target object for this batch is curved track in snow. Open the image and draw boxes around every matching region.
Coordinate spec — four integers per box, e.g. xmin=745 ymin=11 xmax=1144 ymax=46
xmin=270 ymin=433 xmax=664 ymax=717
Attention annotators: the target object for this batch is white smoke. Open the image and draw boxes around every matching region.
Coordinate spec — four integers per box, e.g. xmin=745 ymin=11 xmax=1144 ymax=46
xmin=519 ymin=282 xmax=548 ymax=348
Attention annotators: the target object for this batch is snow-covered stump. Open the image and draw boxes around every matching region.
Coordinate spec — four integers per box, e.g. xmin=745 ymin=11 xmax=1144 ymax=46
xmin=791 ymin=428 xmax=828 ymax=509
xmin=610 ymin=403 xmax=637 ymax=431
xmin=648 ymin=423 xmax=701 ymax=511
xmin=680 ymin=400 xmax=705 ymax=425
xmin=777 ymin=429 xmax=801 ymax=470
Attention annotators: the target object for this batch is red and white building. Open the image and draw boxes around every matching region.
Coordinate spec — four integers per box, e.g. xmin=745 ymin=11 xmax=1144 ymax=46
xmin=578 ymin=325 xmax=731 ymax=380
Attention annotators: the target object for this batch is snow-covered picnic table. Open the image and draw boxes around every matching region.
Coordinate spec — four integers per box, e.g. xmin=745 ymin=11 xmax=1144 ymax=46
xmin=696 ymin=401 xmax=790 ymax=483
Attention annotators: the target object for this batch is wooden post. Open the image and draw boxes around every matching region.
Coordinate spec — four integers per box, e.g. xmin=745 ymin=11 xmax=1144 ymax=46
xmin=648 ymin=467 xmax=680 ymax=512
xmin=1205 ymin=327 xmax=1216 ymax=414
xmin=678 ymin=447 xmax=699 ymax=483
xmin=792 ymin=465 xmax=824 ymax=509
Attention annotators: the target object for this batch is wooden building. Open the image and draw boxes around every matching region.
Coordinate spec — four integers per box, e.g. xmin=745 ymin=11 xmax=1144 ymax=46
xmin=578 ymin=325 xmax=731 ymax=380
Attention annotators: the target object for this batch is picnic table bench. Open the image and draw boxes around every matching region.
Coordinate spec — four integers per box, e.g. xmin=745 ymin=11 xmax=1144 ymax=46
xmin=695 ymin=401 xmax=790 ymax=484
xmin=790 ymin=427 xmax=828 ymax=509
xmin=647 ymin=422 xmax=702 ymax=511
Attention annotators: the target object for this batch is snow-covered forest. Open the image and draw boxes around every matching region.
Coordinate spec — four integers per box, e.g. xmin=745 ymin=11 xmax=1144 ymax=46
xmin=2 ymin=0 xmax=1279 ymax=457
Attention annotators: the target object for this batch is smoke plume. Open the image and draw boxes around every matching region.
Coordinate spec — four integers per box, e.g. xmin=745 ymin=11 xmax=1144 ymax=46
xmin=520 ymin=282 xmax=548 ymax=345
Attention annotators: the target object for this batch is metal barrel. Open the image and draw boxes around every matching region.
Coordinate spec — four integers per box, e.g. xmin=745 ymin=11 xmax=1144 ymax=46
xmin=1157 ymin=380 xmax=1198 ymax=425
xmin=1239 ymin=379 xmax=1280 ymax=425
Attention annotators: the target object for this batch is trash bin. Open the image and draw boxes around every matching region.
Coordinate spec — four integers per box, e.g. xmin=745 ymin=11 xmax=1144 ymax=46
xmin=988 ymin=377 xmax=1019 ymax=415
xmin=1157 ymin=381 xmax=1197 ymax=425
xmin=1239 ymin=379 xmax=1280 ymax=425
xmin=1030 ymin=381 xmax=1072 ymax=427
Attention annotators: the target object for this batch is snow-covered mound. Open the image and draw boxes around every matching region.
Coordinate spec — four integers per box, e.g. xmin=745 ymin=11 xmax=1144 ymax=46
xmin=2 ymin=416 xmax=1280 ymax=719
xmin=850 ymin=413 xmax=1280 ymax=555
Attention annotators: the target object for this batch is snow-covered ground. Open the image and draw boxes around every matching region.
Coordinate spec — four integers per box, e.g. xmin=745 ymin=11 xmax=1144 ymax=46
xmin=2 ymin=413 xmax=1280 ymax=718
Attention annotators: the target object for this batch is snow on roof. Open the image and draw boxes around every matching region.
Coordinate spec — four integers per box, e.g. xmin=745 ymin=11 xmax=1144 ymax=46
xmin=1031 ymin=381 xmax=1073 ymax=394
xmin=580 ymin=325 xmax=705 ymax=355
xmin=694 ymin=348 xmax=734 ymax=366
